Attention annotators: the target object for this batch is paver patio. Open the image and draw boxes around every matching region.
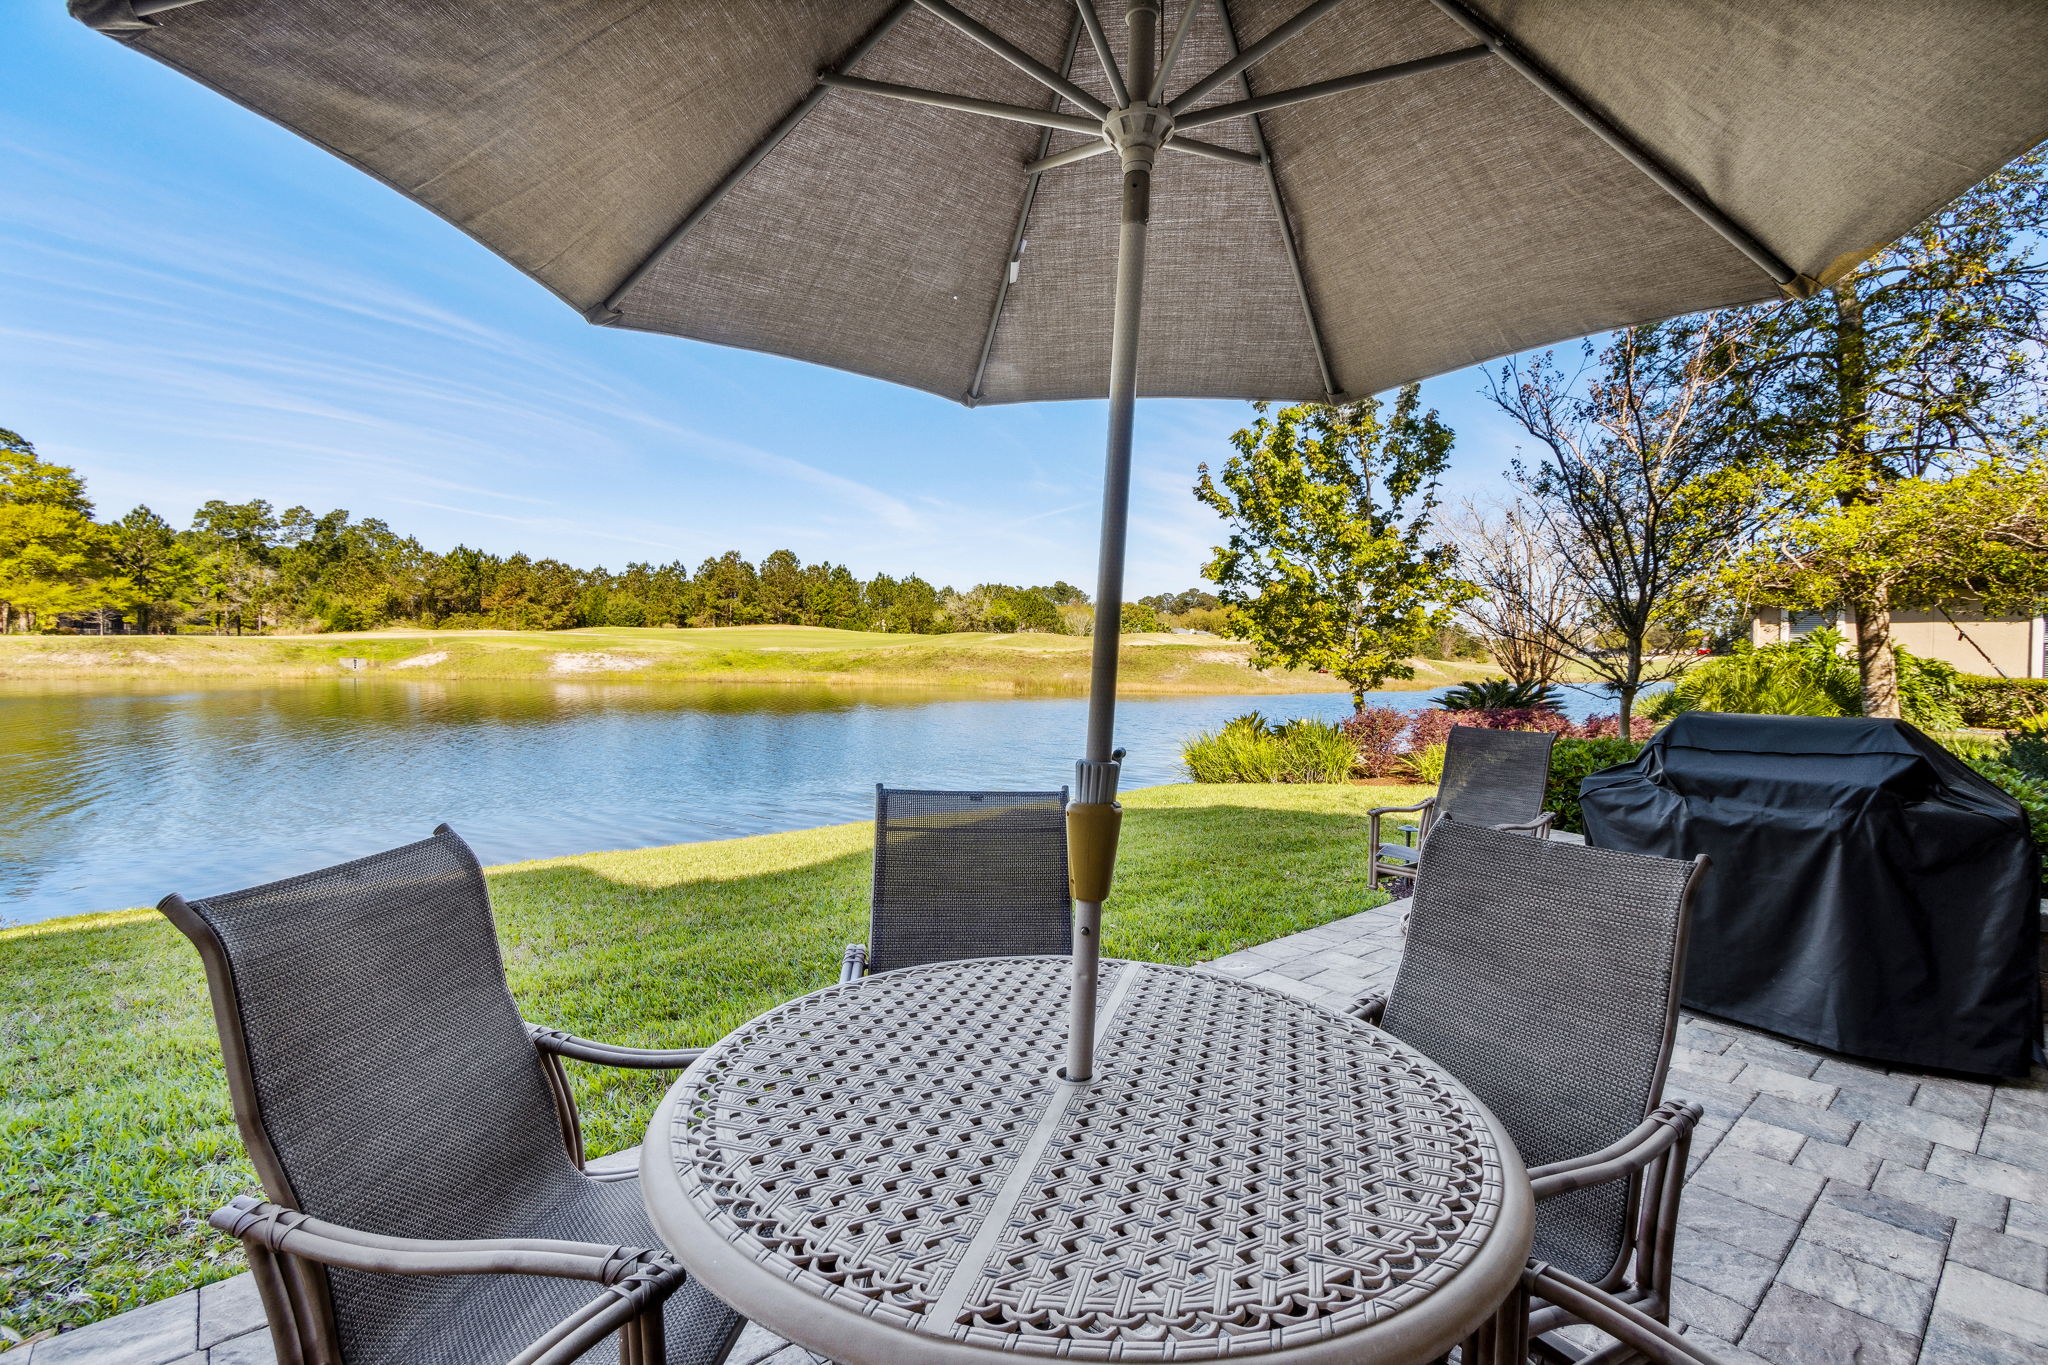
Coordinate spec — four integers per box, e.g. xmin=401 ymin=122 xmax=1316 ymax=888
xmin=16 ymin=888 xmax=2046 ymax=1365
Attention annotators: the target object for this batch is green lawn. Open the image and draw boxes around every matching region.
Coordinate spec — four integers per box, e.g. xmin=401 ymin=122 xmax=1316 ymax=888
xmin=0 ymin=781 xmax=1426 ymax=1342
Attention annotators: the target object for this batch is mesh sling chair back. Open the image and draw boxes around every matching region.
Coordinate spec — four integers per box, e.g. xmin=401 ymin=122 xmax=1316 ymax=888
xmin=1367 ymin=725 xmax=1558 ymax=890
xmin=1353 ymin=821 xmax=1708 ymax=1354
xmin=841 ymin=787 xmax=1071 ymax=981
xmin=161 ymin=827 xmax=744 ymax=1365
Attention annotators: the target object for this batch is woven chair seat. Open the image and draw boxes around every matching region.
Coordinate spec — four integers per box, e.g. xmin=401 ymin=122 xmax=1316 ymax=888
xmin=345 ymin=1176 xmax=737 ymax=1365
xmin=1383 ymin=822 xmax=1704 ymax=1285
xmin=161 ymin=829 xmax=744 ymax=1365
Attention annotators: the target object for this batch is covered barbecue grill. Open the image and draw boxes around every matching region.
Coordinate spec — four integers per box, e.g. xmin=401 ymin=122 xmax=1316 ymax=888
xmin=1581 ymin=713 xmax=2041 ymax=1077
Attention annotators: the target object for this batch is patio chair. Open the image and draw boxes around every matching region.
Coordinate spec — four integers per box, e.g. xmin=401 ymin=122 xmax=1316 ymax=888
xmin=1352 ymin=820 xmax=1709 ymax=1361
xmin=1472 ymin=1264 xmax=1735 ymax=1364
xmin=160 ymin=826 xmax=745 ymax=1365
xmin=840 ymin=786 xmax=1070 ymax=982
xmin=1367 ymin=725 xmax=1557 ymax=890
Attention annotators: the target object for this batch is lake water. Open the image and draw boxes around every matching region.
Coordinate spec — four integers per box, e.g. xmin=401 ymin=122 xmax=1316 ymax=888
xmin=1 ymin=678 xmax=1617 ymax=923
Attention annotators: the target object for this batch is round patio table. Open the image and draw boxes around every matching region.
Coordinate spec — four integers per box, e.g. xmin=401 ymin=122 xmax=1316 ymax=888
xmin=641 ymin=956 xmax=1533 ymax=1365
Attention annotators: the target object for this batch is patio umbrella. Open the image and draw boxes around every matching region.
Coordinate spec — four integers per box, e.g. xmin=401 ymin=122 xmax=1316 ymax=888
xmin=77 ymin=0 xmax=2048 ymax=1080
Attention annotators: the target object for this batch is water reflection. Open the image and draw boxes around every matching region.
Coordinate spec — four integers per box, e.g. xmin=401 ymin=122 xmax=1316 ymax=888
xmin=1 ymin=678 xmax=1614 ymax=923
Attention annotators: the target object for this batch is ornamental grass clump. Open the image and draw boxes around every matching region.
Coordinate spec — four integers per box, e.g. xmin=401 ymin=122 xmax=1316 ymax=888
xmin=1182 ymin=713 xmax=1356 ymax=783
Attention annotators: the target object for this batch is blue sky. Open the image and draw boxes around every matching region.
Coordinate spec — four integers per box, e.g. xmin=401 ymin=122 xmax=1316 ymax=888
xmin=2 ymin=6 xmax=1532 ymax=596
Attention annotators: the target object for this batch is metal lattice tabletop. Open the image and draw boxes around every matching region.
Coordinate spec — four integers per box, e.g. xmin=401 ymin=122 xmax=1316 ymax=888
xmin=641 ymin=957 xmax=1533 ymax=1365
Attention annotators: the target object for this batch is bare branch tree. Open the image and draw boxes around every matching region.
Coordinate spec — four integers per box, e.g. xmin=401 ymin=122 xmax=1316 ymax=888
xmin=1441 ymin=497 xmax=1582 ymax=685
xmin=1487 ymin=312 xmax=1769 ymax=730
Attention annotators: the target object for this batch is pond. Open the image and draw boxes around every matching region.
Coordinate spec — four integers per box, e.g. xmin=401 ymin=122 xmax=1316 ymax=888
xmin=1 ymin=678 xmax=1618 ymax=923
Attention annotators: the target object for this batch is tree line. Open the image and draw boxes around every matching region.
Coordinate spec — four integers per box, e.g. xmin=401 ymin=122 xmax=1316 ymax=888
xmin=1201 ymin=146 xmax=2048 ymax=725
xmin=0 ymin=434 xmax=1215 ymax=639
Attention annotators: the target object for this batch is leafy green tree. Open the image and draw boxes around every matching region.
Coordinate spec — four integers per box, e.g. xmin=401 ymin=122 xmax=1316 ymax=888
xmin=1730 ymin=452 xmax=2048 ymax=690
xmin=187 ymin=498 xmax=284 ymax=633
xmin=757 ymin=549 xmax=803 ymax=624
xmin=484 ymin=554 xmax=581 ymax=629
xmin=1195 ymin=388 xmax=1465 ymax=706
xmin=791 ymin=561 xmax=866 ymax=629
xmin=641 ymin=561 xmax=692 ymax=627
xmin=102 ymin=505 xmax=199 ymax=633
xmin=1006 ymin=589 xmax=1064 ymax=633
xmin=1119 ymin=602 xmax=1161 ymax=633
xmin=865 ymin=573 xmax=941 ymax=633
xmin=0 ymin=429 xmax=107 ymax=633
xmin=694 ymin=551 xmax=759 ymax=627
xmin=1719 ymin=148 xmax=2048 ymax=715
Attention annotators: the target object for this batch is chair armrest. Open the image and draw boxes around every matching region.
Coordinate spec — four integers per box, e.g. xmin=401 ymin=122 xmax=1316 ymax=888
xmin=1366 ymin=797 xmax=1437 ymax=819
xmin=1368 ymin=798 xmax=1435 ymax=872
xmin=1492 ymin=811 xmax=1556 ymax=838
xmin=1344 ymin=992 xmax=1387 ymax=1025
xmin=1524 ymin=1262 xmax=1730 ymax=1365
xmin=526 ymin=1024 xmax=705 ymax=1070
xmin=212 ymin=1197 xmax=684 ymax=1365
xmin=1528 ymin=1100 xmax=1700 ymax=1200
xmin=212 ymin=1195 xmax=669 ymax=1281
xmin=840 ymin=943 xmax=867 ymax=984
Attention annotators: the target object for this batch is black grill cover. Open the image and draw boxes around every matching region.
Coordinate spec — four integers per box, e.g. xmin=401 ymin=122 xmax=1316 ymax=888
xmin=1580 ymin=713 xmax=2041 ymax=1077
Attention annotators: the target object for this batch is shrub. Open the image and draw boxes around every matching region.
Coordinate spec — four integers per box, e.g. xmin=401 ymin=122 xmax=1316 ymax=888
xmin=1273 ymin=719 xmax=1359 ymax=783
xmin=1545 ymin=736 xmax=1645 ymax=834
xmin=1653 ymin=631 xmax=1858 ymax=719
xmin=1581 ymin=712 xmax=1658 ymax=741
xmin=1440 ymin=679 xmax=1566 ymax=712
xmin=1963 ymin=760 xmax=2048 ymax=889
xmin=1408 ymin=742 xmax=1448 ymax=784
xmin=1182 ymin=724 xmax=1282 ymax=783
xmin=1654 ymin=629 xmax=1965 ymax=730
xmin=1183 ymin=713 xmax=1355 ymax=783
xmin=1957 ymin=675 xmax=2048 ymax=729
xmin=1940 ymin=730 xmax=2048 ymax=783
xmin=1339 ymin=706 xmax=1409 ymax=778
xmin=1407 ymin=707 xmax=1459 ymax=751
xmin=1897 ymin=652 xmax=1965 ymax=732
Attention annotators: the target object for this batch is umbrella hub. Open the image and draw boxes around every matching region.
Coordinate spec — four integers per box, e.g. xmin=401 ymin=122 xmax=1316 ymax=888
xmin=1100 ymin=103 xmax=1173 ymax=173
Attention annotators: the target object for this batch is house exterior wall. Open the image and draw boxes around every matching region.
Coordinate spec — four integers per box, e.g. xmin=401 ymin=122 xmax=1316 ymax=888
xmin=1750 ymin=604 xmax=2045 ymax=678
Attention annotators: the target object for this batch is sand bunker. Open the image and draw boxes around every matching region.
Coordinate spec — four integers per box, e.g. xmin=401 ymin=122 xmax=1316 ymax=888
xmin=548 ymin=651 xmax=653 ymax=674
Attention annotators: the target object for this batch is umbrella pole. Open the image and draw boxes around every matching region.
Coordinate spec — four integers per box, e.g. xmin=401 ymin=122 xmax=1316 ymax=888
xmin=1066 ymin=0 xmax=1165 ymax=1085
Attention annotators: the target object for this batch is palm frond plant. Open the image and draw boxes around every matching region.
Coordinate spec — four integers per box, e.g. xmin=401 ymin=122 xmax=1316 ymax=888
xmin=1439 ymin=679 xmax=1566 ymax=712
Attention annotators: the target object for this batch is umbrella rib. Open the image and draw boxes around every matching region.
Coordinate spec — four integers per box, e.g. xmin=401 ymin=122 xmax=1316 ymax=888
xmin=593 ymin=1 xmax=915 ymax=320
xmin=132 ymin=0 xmax=213 ymax=13
xmin=911 ymin=0 xmax=1109 ymax=119
xmin=1151 ymin=0 xmax=1208 ymax=104
xmin=1169 ymin=0 xmax=1351 ymax=115
xmin=819 ymin=74 xmax=1102 ymax=135
xmin=1074 ymin=0 xmax=1130 ymax=110
xmin=1425 ymin=0 xmax=1812 ymax=295
xmin=1166 ymin=137 xmax=1263 ymax=168
xmin=1024 ymin=141 xmax=1114 ymax=175
xmin=1214 ymin=0 xmax=1338 ymax=399
xmin=970 ymin=12 xmax=1087 ymax=404
xmin=1023 ymin=135 xmax=1261 ymax=174
xmin=1175 ymin=46 xmax=1490 ymax=129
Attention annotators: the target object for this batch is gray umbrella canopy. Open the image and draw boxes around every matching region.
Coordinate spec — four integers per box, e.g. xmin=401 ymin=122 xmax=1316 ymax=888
xmin=79 ymin=0 xmax=2048 ymax=1078
xmin=73 ymin=1 xmax=2048 ymax=404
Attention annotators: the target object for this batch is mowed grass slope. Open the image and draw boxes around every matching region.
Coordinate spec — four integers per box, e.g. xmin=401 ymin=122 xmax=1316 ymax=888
xmin=0 ymin=626 xmax=1503 ymax=694
xmin=0 ymin=782 xmax=1424 ymax=1341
